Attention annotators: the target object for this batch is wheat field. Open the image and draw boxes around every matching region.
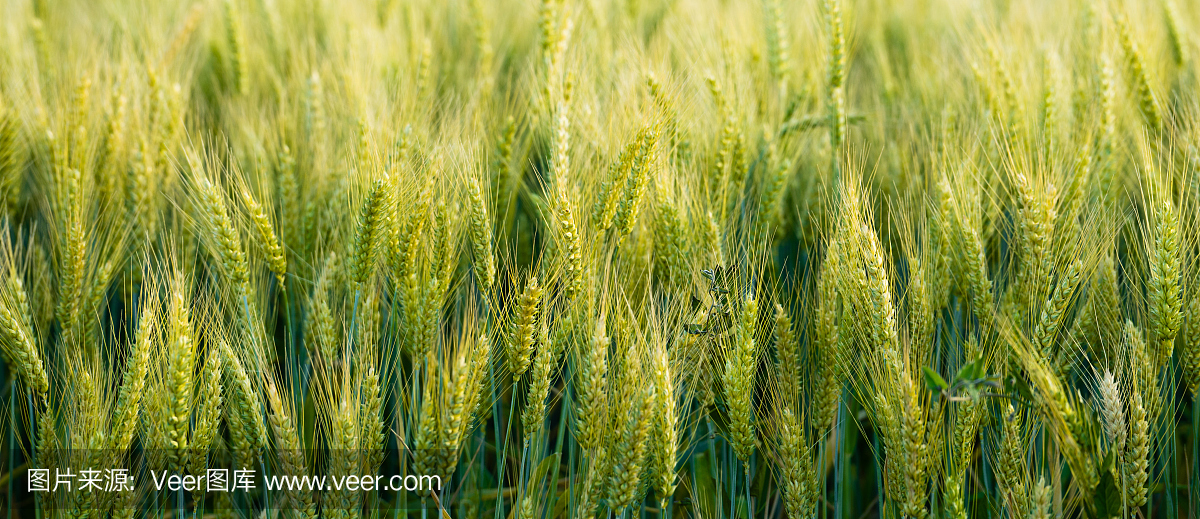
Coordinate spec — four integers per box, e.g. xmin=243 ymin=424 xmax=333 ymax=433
xmin=1 ymin=0 xmax=1199 ymax=517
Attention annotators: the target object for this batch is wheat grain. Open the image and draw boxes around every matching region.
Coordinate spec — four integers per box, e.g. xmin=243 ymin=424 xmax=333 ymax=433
xmin=265 ymin=381 xmax=317 ymax=518
xmin=508 ymin=276 xmax=542 ymax=380
xmin=1125 ymin=374 xmax=1150 ymax=507
xmin=243 ymin=189 xmax=287 ymax=286
xmin=825 ymin=0 xmax=846 ymax=154
xmin=1118 ymin=14 xmax=1162 ymax=131
xmin=522 ymin=321 xmax=555 ymax=441
xmin=223 ymin=339 xmax=266 ymax=463
xmin=349 ymin=179 xmax=392 ymax=286
xmin=553 ymin=188 xmax=584 ymax=300
xmin=0 ymin=270 xmax=48 ymax=401
xmin=225 ymin=0 xmax=248 ymax=95
xmin=652 ymin=189 xmax=687 ymax=292
xmin=575 ymin=318 xmax=607 ymax=452
xmin=995 ymin=404 xmax=1029 ymax=518
xmin=615 ymin=127 xmax=659 ymax=240
xmin=724 ymin=294 xmax=757 ymax=463
xmin=109 ymin=295 xmax=158 ymax=451
xmin=466 ymin=176 xmax=496 ymax=291
xmin=603 ymin=344 xmax=652 ymax=511
xmin=165 ymin=282 xmax=195 ymax=473
xmin=195 ymin=169 xmax=250 ymax=298
xmin=777 ymin=406 xmax=815 ymax=519
xmin=1148 ymin=199 xmax=1182 ymax=368
xmin=189 ymin=343 xmax=223 ymax=479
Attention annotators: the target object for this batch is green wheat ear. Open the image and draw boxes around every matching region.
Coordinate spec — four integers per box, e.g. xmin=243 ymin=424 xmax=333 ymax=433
xmin=242 ymin=189 xmax=287 ymax=286
xmin=189 ymin=341 xmax=223 ymax=484
xmin=1118 ymin=14 xmax=1162 ymax=132
xmin=466 ymin=176 xmax=496 ymax=291
xmin=193 ymin=160 xmax=250 ymax=298
xmin=574 ymin=318 xmax=608 ymax=452
xmin=507 ymin=276 xmax=543 ymax=382
xmin=349 ymin=179 xmax=392 ymax=286
xmin=521 ymin=320 xmax=555 ymax=440
xmin=649 ymin=333 xmax=679 ymax=510
xmin=0 ymin=268 xmax=48 ymax=402
xmin=725 ymin=294 xmax=757 ymax=463
xmin=554 ymin=188 xmax=584 ymax=300
xmin=165 ymin=280 xmax=196 ymax=474
xmin=109 ymin=292 xmax=159 ymax=452
xmin=224 ymin=0 xmax=248 ymax=95
xmin=1148 ymin=199 xmax=1182 ymax=368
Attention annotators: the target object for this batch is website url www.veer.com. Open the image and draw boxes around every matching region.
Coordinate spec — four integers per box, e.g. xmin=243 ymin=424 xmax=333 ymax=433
xmin=260 ymin=474 xmax=442 ymax=493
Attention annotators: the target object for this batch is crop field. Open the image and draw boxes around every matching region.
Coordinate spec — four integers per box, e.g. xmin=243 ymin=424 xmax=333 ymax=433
xmin=2 ymin=0 xmax=1200 ymax=517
